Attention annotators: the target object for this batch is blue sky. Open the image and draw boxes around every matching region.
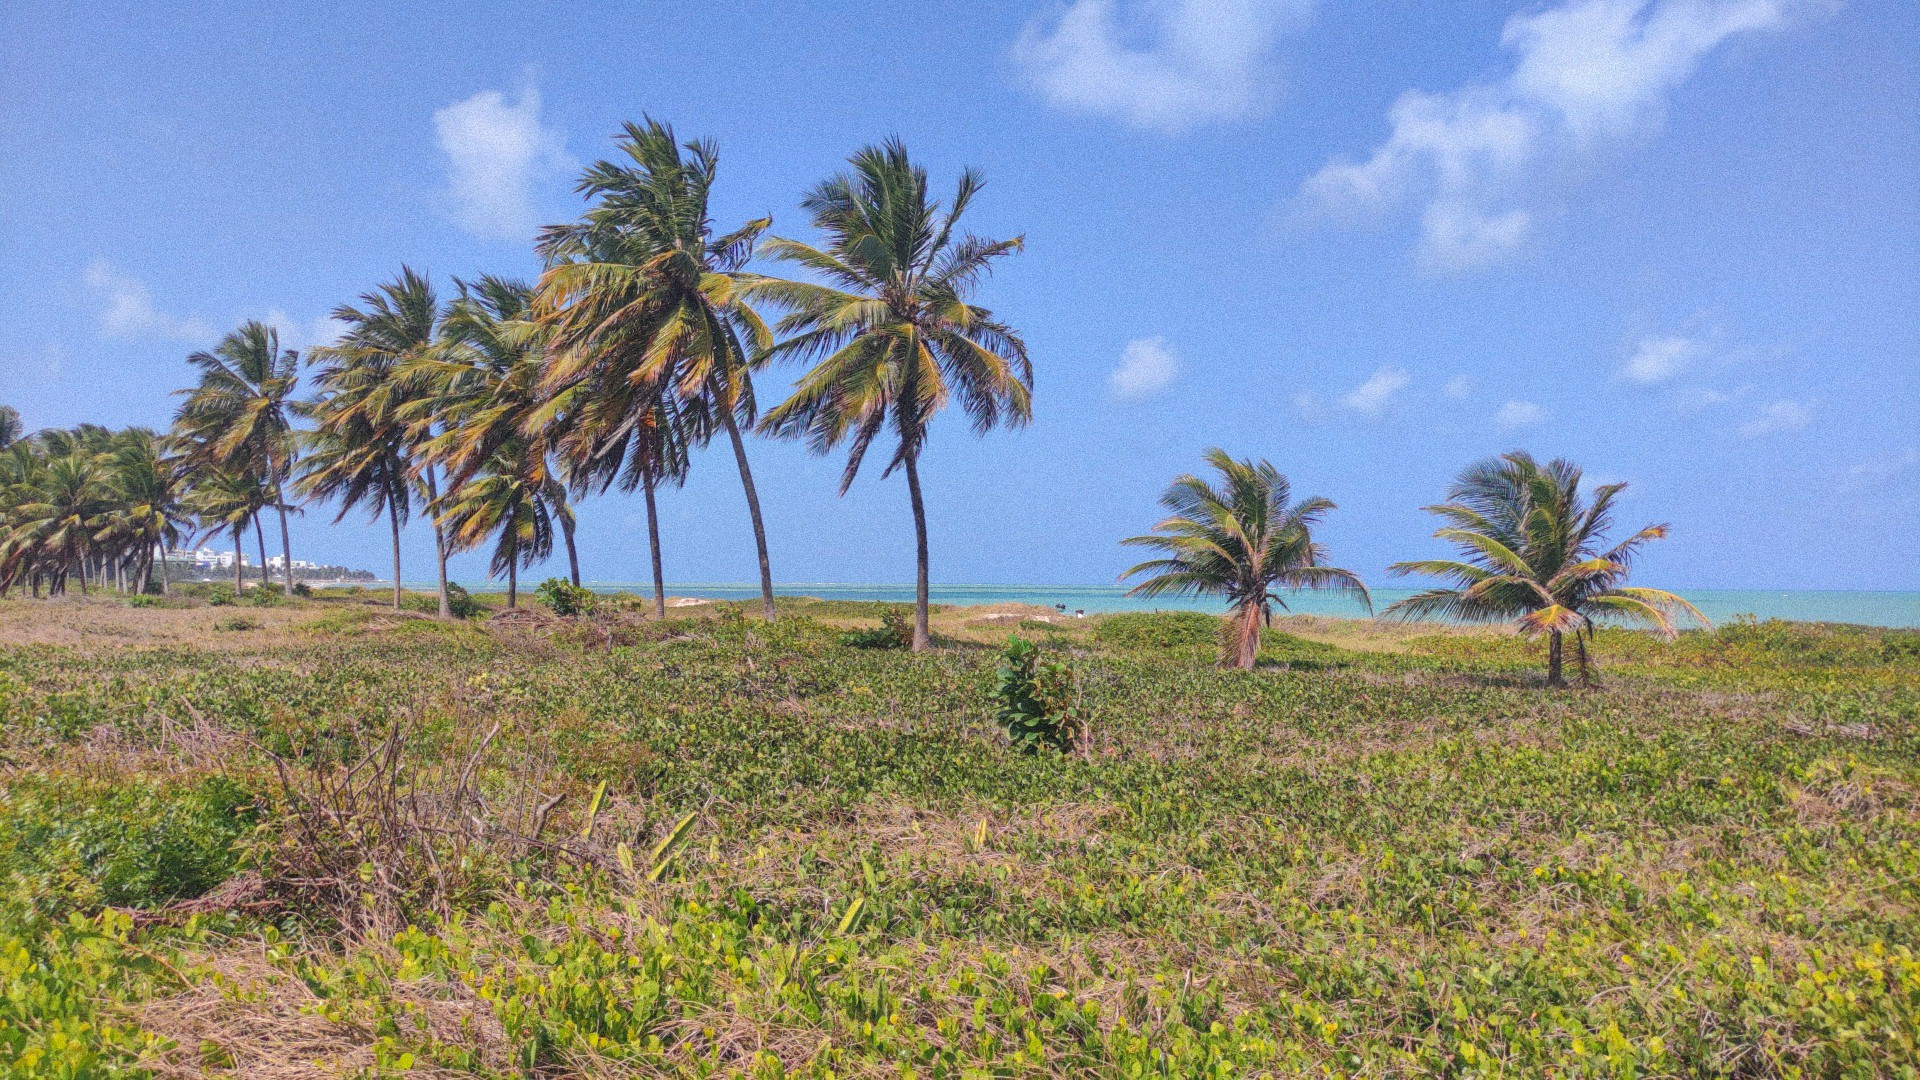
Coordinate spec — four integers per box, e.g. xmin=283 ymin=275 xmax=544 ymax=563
xmin=2 ymin=0 xmax=1915 ymax=590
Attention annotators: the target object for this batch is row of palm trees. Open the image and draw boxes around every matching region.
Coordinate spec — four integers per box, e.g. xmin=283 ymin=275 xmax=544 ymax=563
xmin=1122 ymin=448 xmax=1703 ymax=685
xmin=0 ymin=122 xmax=1032 ymax=646
xmin=0 ymin=422 xmax=194 ymax=597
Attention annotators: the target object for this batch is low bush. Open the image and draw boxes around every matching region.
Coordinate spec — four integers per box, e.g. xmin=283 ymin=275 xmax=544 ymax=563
xmin=213 ymin=615 xmax=259 ymax=632
xmin=839 ymin=606 xmax=912 ymax=649
xmin=1092 ymin=609 xmax=1218 ymax=649
xmin=399 ymin=582 xmax=483 ymax=619
xmin=243 ymin=582 xmax=284 ymax=607
xmin=534 ymin=578 xmax=597 ymax=617
xmin=125 ymin=594 xmax=159 ymax=608
xmin=992 ymin=635 xmax=1086 ymax=753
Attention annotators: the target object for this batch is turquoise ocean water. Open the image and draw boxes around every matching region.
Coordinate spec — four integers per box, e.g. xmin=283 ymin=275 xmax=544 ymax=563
xmin=505 ymin=582 xmax=1920 ymax=629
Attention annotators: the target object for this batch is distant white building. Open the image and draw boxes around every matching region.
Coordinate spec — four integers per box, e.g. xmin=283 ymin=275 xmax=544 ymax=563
xmin=165 ymin=546 xmax=238 ymax=569
xmin=264 ymin=555 xmax=321 ymax=571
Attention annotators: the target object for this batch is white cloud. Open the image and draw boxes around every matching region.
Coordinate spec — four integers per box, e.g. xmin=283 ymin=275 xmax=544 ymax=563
xmin=83 ymin=259 xmax=213 ymax=342
xmin=1496 ymin=399 xmax=1548 ymax=428
xmin=1622 ymin=333 xmax=1698 ymax=384
xmin=1444 ymin=375 xmax=1474 ymax=399
xmin=1843 ymin=448 xmax=1920 ymax=490
xmin=1739 ymin=398 xmax=1811 ymax=437
xmin=433 ymin=85 xmax=570 ymax=240
xmin=263 ymin=308 xmax=347 ymax=356
xmin=1014 ymin=0 xmax=1316 ymax=132
xmin=1297 ymin=0 xmax=1815 ymax=268
xmin=1339 ymin=366 xmax=1411 ymax=416
xmin=1108 ymin=336 xmax=1181 ymax=399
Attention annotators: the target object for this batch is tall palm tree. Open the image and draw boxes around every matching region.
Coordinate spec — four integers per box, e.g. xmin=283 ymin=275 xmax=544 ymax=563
xmin=10 ymin=452 xmax=114 ymax=596
xmin=533 ymin=119 xmax=778 ymax=619
xmin=411 ymin=276 xmax=583 ymax=586
xmin=304 ymin=269 xmax=451 ymax=613
xmin=431 ymin=445 xmax=562 ymax=608
xmin=748 ymin=140 xmax=1032 ymax=650
xmin=1386 ymin=451 xmax=1705 ymax=687
xmin=1121 ymin=449 xmax=1370 ymax=669
xmin=96 ymin=429 xmax=190 ymax=594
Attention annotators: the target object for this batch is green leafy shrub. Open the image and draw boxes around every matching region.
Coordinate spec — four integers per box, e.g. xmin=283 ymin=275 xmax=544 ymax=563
xmin=213 ymin=615 xmax=259 ymax=632
xmin=201 ymin=583 xmax=237 ymax=606
xmin=400 ymin=583 xmax=483 ymax=619
xmin=839 ymin=606 xmax=912 ymax=649
xmin=125 ymin=594 xmax=160 ymax=608
xmin=291 ymin=581 xmax=313 ymax=598
xmin=243 ymin=582 xmax=284 ymax=607
xmin=1092 ymin=610 xmax=1218 ymax=649
xmin=534 ymin=578 xmax=597 ymax=617
xmin=0 ymin=775 xmax=257 ymax=914
xmin=992 ymin=636 xmax=1086 ymax=753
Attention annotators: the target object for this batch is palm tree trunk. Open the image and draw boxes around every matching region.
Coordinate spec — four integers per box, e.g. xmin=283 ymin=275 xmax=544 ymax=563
xmin=642 ymin=472 xmax=665 ymax=619
xmin=1546 ymin=630 xmax=1566 ymax=688
xmin=275 ymin=496 xmax=294 ymax=593
xmin=561 ymin=509 xmax=581 ymax=588
xmin=75 ymin=553 xmax=88 ymax=597
xmin=234 ymin=527 xmax=245 ymax=594
xmin=387 ymin=499 xmax=403 ymax=611
xmin=720 ymin=409 xmax=776 ymax=622
xmin=506 ymin=541 xmax=518 ymax=609
xmin=1227 ymin=601 xmax=1263 ymax=670
xmin=1575 ymin=629 xmax=1594 ymax=688
xmin=424 ymin=468 xmax=451 ymax=619
xmin=158 ymin=545 xmax=169 ymax=596
xmin=903 ymin=454 xmax=932 ymax=652
xmin=254 ymin=518 xmax=269 ymax=591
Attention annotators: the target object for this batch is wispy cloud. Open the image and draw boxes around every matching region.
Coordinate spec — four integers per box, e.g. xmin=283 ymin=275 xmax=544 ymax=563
xmin=1843 ymin=448 xmax=1920 ymax=491
xmin=1621 ymin=333 xmax=1699 ymax=384
xmin=1496 ymin=399 xmax=1548 ymax=428
xmin=1014 ymin=0 xmax=1316 ymax=132
xmin=433 ymin=84 xmax=570 ymax=240
xmin=1108 ymin=336 xmax=1181 ymax=399
xmin=263 ymin=308 xmax=348 ymax=355
xmin=84 ymin=259 xmax=213 ymax=342
xmin=1739 ymin=398 xmax=1811 ymax=437
xmin=1443 ymin=375 xmax=1474 ymax=399
xmin=1296 ymin=0 xmax=1817 ymax=269
xmin=1339 ymin=366 xmax=1411 ymax=417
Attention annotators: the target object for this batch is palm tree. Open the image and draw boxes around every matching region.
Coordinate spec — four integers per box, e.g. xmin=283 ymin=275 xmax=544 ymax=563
xmin=173 ymin=321 xmax=302 ymax=592
xmin=430 ymin=445 xmax=562 ymax=608
xmin=9 ymin=451 xmax=115 ymax=596
xmin=533 ymin=119 xmax=778 ymax=619
xmin=748 ymin=140 xmax=1032 ymax=650
xmin=304 ymin=269 xmax=452 ymax=613
xmin=0 ymin=406 xmax=21 ymax=450
xmin=185 ymin=467 xmax=269 ymax=595
xmin=1385 ymin=451 xmax=1705 ymax=687
xmin=96 ymin=429 xmax=191 ymax=594
xmin=411 ymin=276 xmax=584 ymax=586
xmin=1121 ymin=449 xmax=1370 ymax=669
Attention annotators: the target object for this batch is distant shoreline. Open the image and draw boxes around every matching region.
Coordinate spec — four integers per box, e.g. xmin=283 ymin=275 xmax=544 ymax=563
xmin=352 ymin=581 xmax=1920 ymax=629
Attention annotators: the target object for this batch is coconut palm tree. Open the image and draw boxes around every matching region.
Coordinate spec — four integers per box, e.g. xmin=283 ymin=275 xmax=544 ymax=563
xmin=748 ymin=140 xmax=1032 ymax=650
xmin=533 ymin=119 xmax=778 ymax=619
xmin=411 ymin=276 xmax=583 ymax=587
xmin=1121 ymin=449 xmax=1370 ymax=669
xmin=12 ymin=452 xmax=117 ymax=596
xmin=185 ymin=467 xmax=269 ymax=595
xmin=96 ymin=429 xmax=191 ymax=594
xmin=304 ymin=269 xmax=451 ymax=613
xmin=430 ymin=444 xmax=562 ymax=608
xmin=1386 ymin=451 xmax=1705 ymax=687
xmin=173 ymin=322 xmax=301 ymax=592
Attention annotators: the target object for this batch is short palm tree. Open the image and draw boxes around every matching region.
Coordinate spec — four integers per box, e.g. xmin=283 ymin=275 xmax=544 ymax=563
xmin=173 ymin=322 xmax=301 ymax=591
xmin=1122 ymin=449 xmax=1370 ymax=669
xmin=97 ymin=429 xmax=191 ymax=594
xmin=430 ymin=444 xmax=562 ymax=608
xmin=749 ymin=140 xmax=1032 ymax=650
xmin=533 ymin=119 xmax=779 ymax=619
xmin=185 ymin=467 xmax=270 ymax=595
xmin=1386 ymin=451 xmax=1705 ymax=687
xmin=304 ymin=269 xmax=451 ymax=612
xmin=11 ymin=453 xmax=115 ymax=596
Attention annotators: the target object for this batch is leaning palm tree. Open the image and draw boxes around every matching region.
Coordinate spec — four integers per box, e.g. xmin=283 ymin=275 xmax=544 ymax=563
xmin=96 ymin=429 xmax=191 ymax=594
xmin=1385 ymin=451 xmax=1705 ymax=687
xmin=305 ymin=269 xmax=451 ymax=613
xmin=173 ymin=322 xmax=301 ymax=592
xmin=10 ymin=452 xmax=114 ymax=596
xmin=533 ymin=119 xmax=778 ymax=619
xmin=1121 ymin=449 xmax=1371 ymax=669
xmin=430 ymin=444 xmax=561 ymax=608
xmin=748 ymin=140 xmax=1033 ymax=650
xmin=184 ymin=467 xmax=269 ymax=595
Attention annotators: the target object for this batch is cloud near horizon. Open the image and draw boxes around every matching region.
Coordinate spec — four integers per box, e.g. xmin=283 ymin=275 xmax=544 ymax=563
xmin=433 ymin=85 xmax=571 ymax=241
xmin=1014 ymin=0 xmax=1316 ymax=132
xmin=1109 ymin=336 xmax=1181 ymax=399
xmin=1296 ymin=0 xmax=1817 ymax=269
